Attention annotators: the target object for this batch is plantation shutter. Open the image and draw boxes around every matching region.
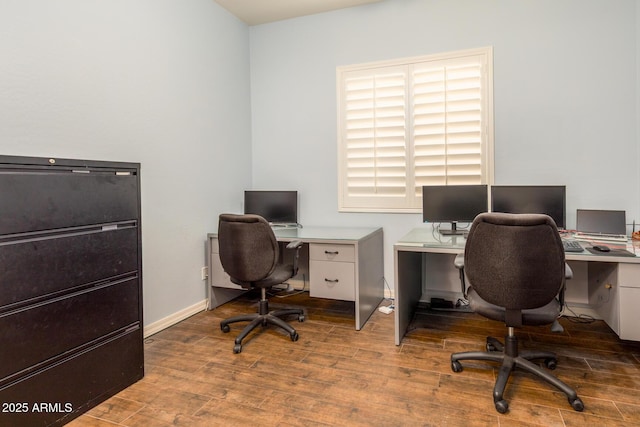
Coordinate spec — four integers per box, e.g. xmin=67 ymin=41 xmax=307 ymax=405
xmin=337 ymin=48 xmax=492 ymax=212
xmin=340 ymin=66 xmax=408 ymax=210
xmin=412 ymin=58 xmax=484 ymax=197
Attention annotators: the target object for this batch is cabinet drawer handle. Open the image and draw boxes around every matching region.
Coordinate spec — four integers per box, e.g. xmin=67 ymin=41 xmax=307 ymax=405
xmin=324 ymin=277 xmax=339 ymax=288
xmin=325 ymin=250 xmax=339 ymax=255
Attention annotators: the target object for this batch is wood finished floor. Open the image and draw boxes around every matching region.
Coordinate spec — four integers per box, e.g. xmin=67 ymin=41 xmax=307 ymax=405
xmin=68 ymin=290 xmax=640 ymax=427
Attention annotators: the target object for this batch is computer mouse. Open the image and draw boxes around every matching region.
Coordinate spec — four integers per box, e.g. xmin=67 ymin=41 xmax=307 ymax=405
xmin=592 ymin=245 xmax=611 ymax=252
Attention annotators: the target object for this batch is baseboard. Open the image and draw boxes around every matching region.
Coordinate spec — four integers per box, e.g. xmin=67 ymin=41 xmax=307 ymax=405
xmin=143 ymin=299 xmax=207 ymax=338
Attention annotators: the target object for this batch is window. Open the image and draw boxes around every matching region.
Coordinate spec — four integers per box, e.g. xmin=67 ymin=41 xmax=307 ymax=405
xmin=337 ymin=47 xmax=494 ymax=212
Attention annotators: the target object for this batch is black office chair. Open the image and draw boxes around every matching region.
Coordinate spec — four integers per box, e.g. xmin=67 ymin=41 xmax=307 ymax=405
xmin=450 ymin=213 xmax=584 ymax=414
xmin=218 ymin=213 xmax=305 ymax=353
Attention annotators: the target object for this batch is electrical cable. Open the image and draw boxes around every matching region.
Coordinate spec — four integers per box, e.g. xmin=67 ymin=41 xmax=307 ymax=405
xmin=383 ymin=276 xmax=393 ymax=301
xmin=561 ymin=304 xmax=596 ymax=324
xmin=272 ymin=273 xmax=308 ymax=298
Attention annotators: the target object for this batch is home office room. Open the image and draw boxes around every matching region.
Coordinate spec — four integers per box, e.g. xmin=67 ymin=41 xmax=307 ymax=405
xmin=1 ymin=0 xmax=639 ymax=426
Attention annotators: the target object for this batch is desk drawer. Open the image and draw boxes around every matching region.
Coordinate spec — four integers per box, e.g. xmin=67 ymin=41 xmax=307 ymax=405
xmin=211 ymin=238 xmax=220 ymax=254
xmin=619 ymin=263 xmax=640 ymax=288
xmin=619 ymin=287 xmax=640 ymax=341
xmin=309 ymin=244 xmax=355 ymax=263
xmin=209 ymin=237 xmax=242 ymax=289
xmin=211 ymin=256 xmax=242 ymax=289
xmin=310 ymin=260 xmax=355 ymax=301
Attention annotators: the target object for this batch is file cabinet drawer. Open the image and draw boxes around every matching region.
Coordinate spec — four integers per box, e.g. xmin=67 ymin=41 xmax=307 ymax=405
xmin=0 ymin=172 xmax=138 ymax=235
xmin=310 ymin=260 xmax=355 ymax=301
xmin=309 ymin=243 xmax=355 ymax=263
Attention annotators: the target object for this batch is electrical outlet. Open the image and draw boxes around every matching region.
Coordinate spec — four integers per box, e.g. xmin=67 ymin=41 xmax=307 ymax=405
xmin=201 ymin=266 xmax=208 ymax=281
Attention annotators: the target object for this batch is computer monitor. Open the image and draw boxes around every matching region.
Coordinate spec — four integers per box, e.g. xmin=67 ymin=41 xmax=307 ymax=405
xmin=491 ymin=185 xmax=566 ymax=229
xmin=576 ymin=209 xmax=626 ymax=235
xmin=422 ymin=185 xmax=488 ymax=235
xmin=244 ymin=190 xmax=298 ymax=225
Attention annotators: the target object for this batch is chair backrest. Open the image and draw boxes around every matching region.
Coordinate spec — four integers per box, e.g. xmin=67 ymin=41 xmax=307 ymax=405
xmin=464 ymin=212 xmax=565 ymax=311
xmin=218 ymin=214 xmax=279 ymax=285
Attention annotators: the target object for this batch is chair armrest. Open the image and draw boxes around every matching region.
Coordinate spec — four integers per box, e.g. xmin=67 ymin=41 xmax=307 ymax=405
xmin=565 ymin=262 xmax=573 ymax=280
xmin=286 ymin=240 xmax=303 ymax=250
xmin=556 ymin=262 xmax=573 ymax=309
xmin=454 ymin=253 xmax=465 ymax=270
xmin=286 ymin=240 xmax=303 ymax=276
xmin=453 ymin=253 xmax=467 ymax=299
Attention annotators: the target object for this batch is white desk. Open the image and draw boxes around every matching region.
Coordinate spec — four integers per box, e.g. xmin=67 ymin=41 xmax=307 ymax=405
xmin=394 ymin=227 xmax=640 ymax=345
xmin=207 ymin=226 xmax=384 ymax=330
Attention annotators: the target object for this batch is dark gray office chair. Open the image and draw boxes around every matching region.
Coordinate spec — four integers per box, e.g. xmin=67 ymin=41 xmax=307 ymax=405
xmin=450 ymin=213 xmax=584 ymax=414
xmin=218 ymin=213 xmax=305 ymax=354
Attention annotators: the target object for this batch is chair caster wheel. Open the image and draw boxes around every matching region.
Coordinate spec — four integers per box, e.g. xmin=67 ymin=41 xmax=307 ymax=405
xmin=451 ymin=360 xmax=463 ymax=373
xmin=221 ymin=324 xmax=230 ymax=333
xmin=570 ymin=397 xmax=584 ymax=412
xmin=486 ymin=343 xmax=497 ymax=352
xmin=290 ymin=332 xmax=299 ymax=342
xmin=233 ymin=344 xmax=242 ymax=354
xmin=494 ymin=399 xmax=509 ymax=414
xmin=544 ymin=358 xmax=557 ymax=370
xmin=298 ymin=315 xmax=305 ymax=322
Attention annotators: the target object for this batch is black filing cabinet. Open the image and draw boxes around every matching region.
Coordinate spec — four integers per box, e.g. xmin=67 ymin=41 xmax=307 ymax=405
xmin=0 ymin=155 xmax=143 ymax=426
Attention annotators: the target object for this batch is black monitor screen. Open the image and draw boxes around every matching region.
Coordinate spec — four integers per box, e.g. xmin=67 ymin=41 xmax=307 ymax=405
xmin=244 ymin=190 xmax=298 ymax=224
xmin=422 ymin=185 xmax=488 ymax=233
xmin=491 ymin=185 xmax=566 ymax=229
xmin=576 ymin=209 xmax=626 ymax=235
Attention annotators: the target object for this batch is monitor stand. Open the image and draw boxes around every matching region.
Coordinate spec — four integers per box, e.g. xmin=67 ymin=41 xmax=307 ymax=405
xmin=270 ymin=223 xmax=302 ymax=229
xmin=439 ymin=222 xmax=466 ymax=236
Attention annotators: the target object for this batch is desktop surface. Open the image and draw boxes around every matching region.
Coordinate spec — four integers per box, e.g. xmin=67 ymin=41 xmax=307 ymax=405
xmin=396 ymin=226 xmax=639 ymax=261
xmin=272 ymin=225 xmax=381 ymax=242
xmin=396 ymin=226 xmax=467 ymax=250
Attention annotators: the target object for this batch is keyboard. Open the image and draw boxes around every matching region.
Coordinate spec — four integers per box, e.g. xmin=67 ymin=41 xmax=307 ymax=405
xmin=563 ymin=240 xmax=584 ymax=253
xmin=574 ymin=232 xmax=627 ymax=243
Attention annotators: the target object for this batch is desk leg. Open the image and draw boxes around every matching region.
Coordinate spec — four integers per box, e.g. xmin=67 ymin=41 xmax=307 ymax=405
xmin=355 ymin=229 xmax=385 ymax=330
xmin=208 ymin=286 xmax=247 ymax=310
xmin=395 ymin=249 xmax=423 ymax=345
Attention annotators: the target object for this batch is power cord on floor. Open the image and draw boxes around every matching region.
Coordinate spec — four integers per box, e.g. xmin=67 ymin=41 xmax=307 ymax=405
xmin=383 ymin=276 xmax=393 ymax=299
xmin=379 ymin=277 xmax=395 ymax=314
xmin=561 ymin=304 xmax=596 ymax=324
xmin=269 ymin=274 xmax=308 ymax=298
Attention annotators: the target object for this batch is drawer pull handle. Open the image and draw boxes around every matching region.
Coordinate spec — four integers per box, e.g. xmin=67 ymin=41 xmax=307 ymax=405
xmin=324 ymin=278 xmax=339 ymax=286
xmin=325 ymin=250 xmax=339 ymax=255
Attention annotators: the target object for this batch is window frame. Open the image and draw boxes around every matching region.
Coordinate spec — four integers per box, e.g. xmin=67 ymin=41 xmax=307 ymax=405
xmin=336 ymin=47 xmax=494 ymax=213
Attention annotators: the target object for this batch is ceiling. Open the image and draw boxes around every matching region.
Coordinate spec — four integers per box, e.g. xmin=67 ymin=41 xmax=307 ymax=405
xmin=213 ymin=0 xmax=384 ymax=26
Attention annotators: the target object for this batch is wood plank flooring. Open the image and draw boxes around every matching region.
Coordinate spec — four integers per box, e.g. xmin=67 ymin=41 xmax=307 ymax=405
xmin=68 ymin=290 xmax=640 ymax=426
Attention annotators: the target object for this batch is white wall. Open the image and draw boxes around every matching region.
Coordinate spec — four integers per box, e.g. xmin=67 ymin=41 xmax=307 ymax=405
xmin=249 ymin=0 xmax=639 ymax=293
xmin=0 ymin=0 xmax=252 ymax=326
